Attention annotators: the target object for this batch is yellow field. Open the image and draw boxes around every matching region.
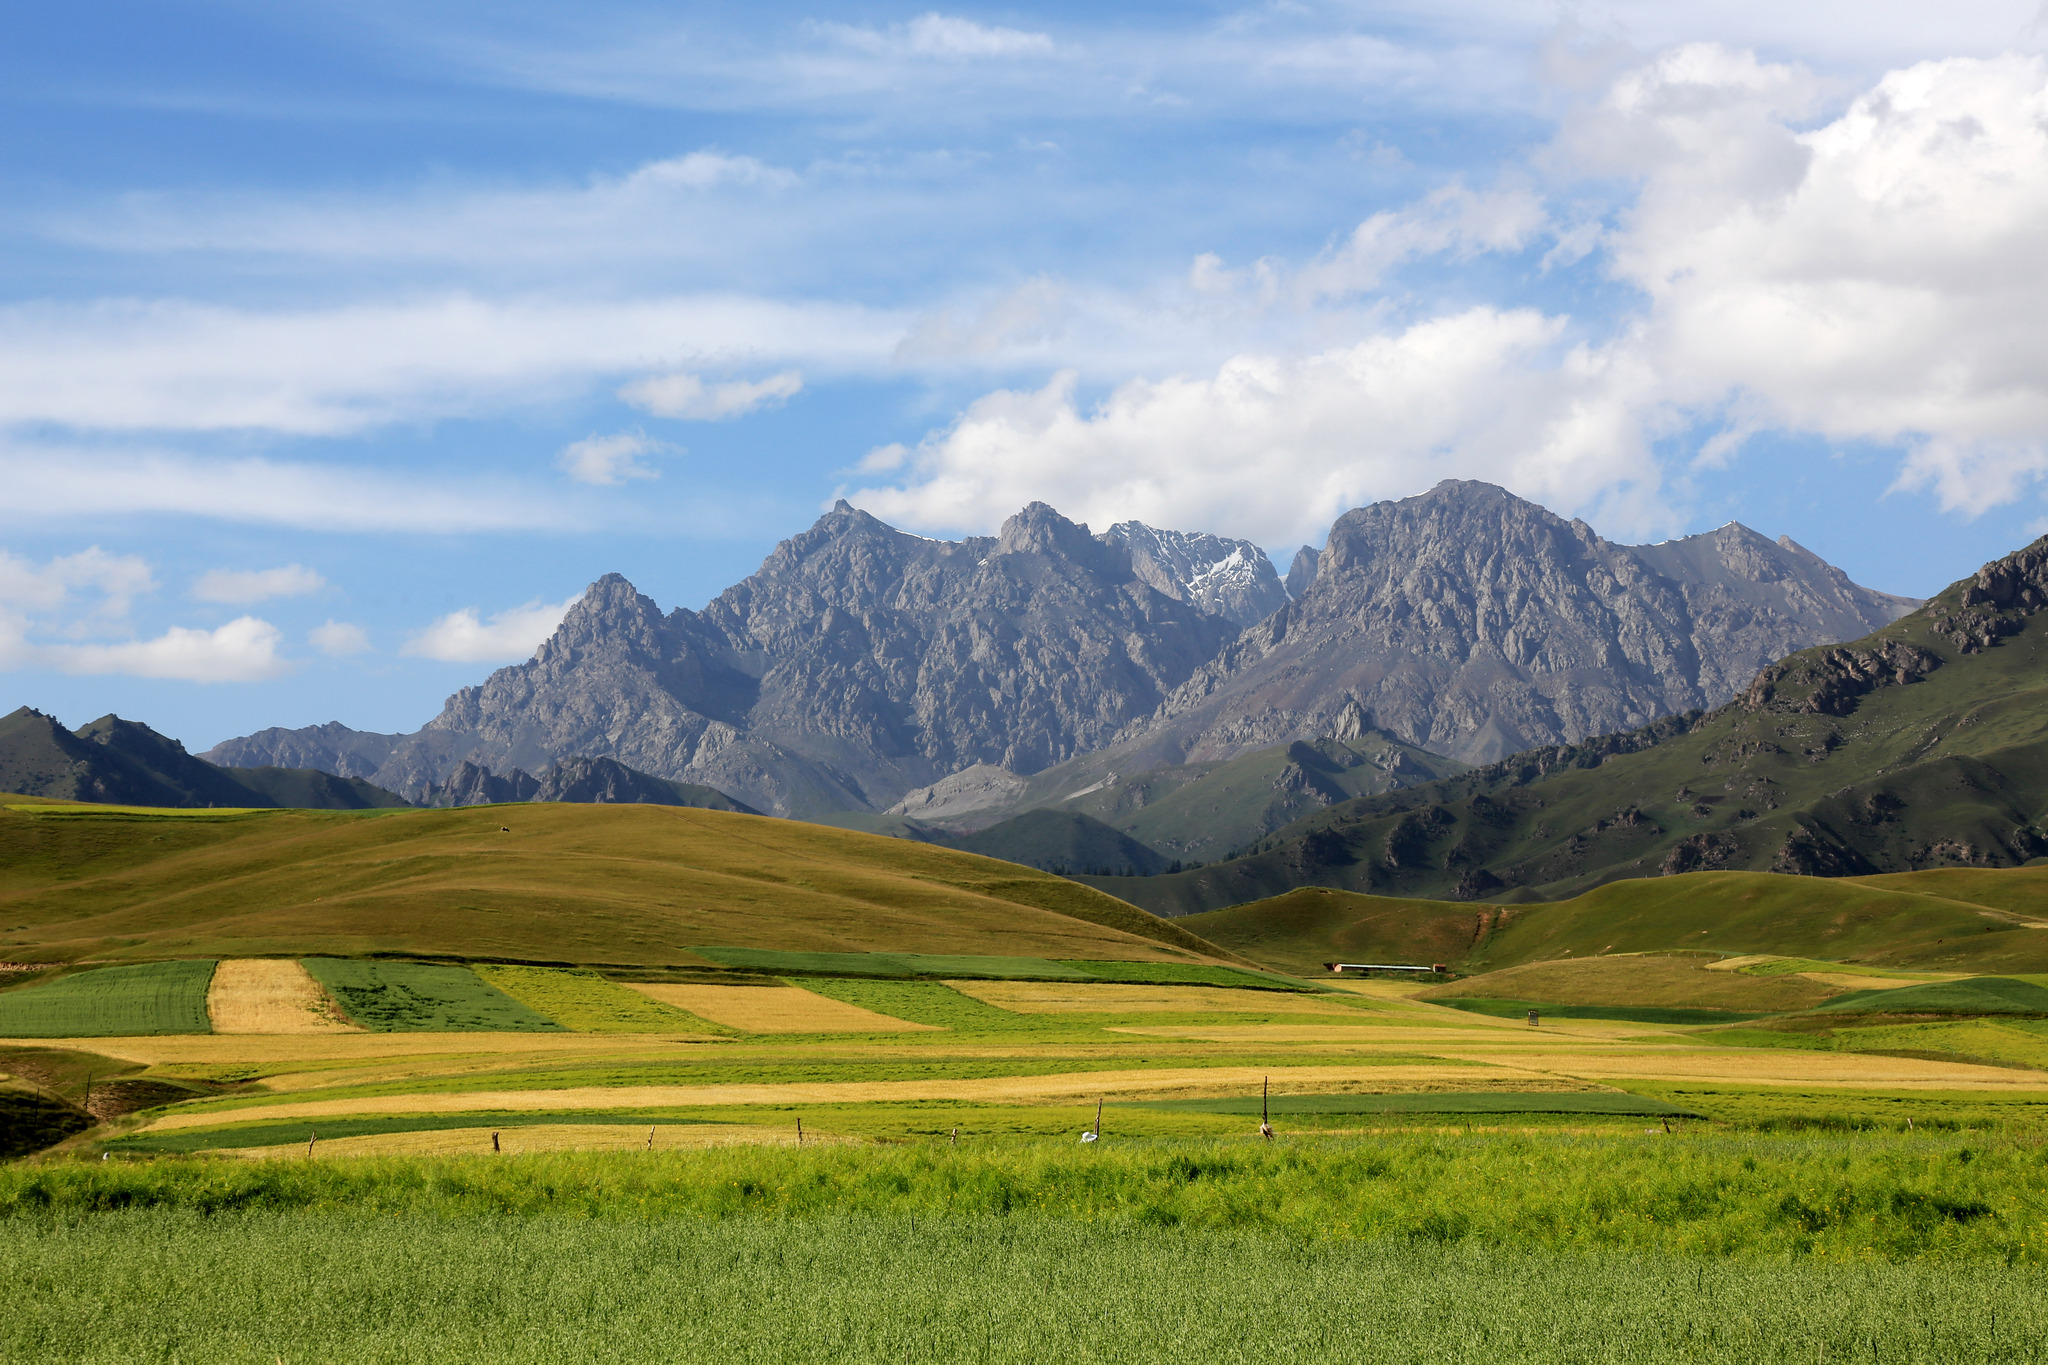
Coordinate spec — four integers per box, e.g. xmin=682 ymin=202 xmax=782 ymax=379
xmin=945 ymin=980 xmax=1372 ymax=1015
xmin=235 ymin=1124 xmax=799 ymax=1159
xmin=622 ymin=983 xmax=936 ymax=1033
xmin=206 ymin=959 xmax=358 ymax=1035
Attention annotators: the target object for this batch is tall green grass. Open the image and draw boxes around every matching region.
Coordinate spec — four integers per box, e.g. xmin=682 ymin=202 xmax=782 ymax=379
xmin=0 ymin=960 xmax=214 ymax=1037
xmin=8 ymin=1135 xmax=2043 ymax=1262
xmin=4 ymin=1209 xmax=2044 ymax=1364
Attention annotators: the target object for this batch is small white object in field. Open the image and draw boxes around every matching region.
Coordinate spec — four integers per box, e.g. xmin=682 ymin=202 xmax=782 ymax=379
xmin=1080 ymin=1131 xmax=1098 ymax=1143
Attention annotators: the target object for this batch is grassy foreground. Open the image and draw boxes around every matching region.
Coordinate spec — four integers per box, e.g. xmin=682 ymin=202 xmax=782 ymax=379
xmin=6 ymin=1209 xmax=2044 ymax=1365
xmin=8 ymin=1135 xmax=2043 ymax=1261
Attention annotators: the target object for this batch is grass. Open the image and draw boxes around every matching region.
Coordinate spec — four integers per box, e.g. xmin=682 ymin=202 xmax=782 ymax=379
xmin=1056 ymin=959 xmax=1321 ymax=992
xmin=691 ymin=948 xmax=1092 ymax=979
xmin=1436 ymin=998 xmax=1769 ymax=1025
xmin=0 ymin=960 xmax=215 ymax=1037
xmin=472 ymin=965 xmax=712 ymax=1033
xmin=794 ymin=980 xmax=1062 ymax=1034
xmin=6 ymin=1134 xmax=2047 ymax=1261
xmin=0 ymin=800 xmax=1229 ymax=970
xmin=7 ymin=1211 xmax=2047 ymax=1365
xmin=107 ymin=1112 xmax=716 ymax=1153
xmin=1126 ymin=1092 xmax=1699 ymax=1116
xmin=1816 ymin=977 xmax=2048 ymax=1017
xmin=301 ymin=960 xmax=562 ymax=1033
xmin=1421 ymin=954 xmax=1844 ymax=1014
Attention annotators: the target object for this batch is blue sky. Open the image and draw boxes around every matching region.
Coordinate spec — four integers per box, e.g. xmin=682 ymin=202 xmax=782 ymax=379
xmin=5 ymin=0 xmax=2048 ymax=749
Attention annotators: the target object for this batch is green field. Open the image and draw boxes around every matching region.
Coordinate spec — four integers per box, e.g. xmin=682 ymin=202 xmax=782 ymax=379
xmin=692 ymin=948 xmax=1094 ymax=979
xmin=1816 ymin=977 xmax=2048 ymax=1017
xmin=1127 ymin=1092 xmax=1700 ymax=1116
xmin=109 ymin=1112 xmax=718 ymax=1154
xmin=472 ymin=965 xmax=714 ymax=1032
xmin=7 ymin=1209 xmax=2042 ymax=1364
xmin=1055 ymin=959 xmax=1321 ymax=992
xmin=795 ymin=978 xmax=1057 ymax=1032
xmin=302 ymin=960 xmax=562 ymax=1032
xmin=1438 ymin=999 xmax=1770 ymax=1024
xmin=0 ymin=960 xmax=215 ymax=1037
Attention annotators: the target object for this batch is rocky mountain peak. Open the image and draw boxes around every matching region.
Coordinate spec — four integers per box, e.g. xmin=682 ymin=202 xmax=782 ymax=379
xmin=991 ymin=502 xmax=1126 ymax=578
xmin=1285 ymin=546 xmax=1320 ymax=599
xmin=1101 ymin=521 xmax=1289 ymax=627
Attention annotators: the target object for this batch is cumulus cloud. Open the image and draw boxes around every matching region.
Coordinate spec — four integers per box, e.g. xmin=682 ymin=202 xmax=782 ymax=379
xmin=1588 ymin=48 xmax=2048 ymax=512
xmin=310 ymin=620 xmax=371 ymax=657
xmin=557 ymin=431 xmax=669 ymax=485
xmin=34 ymin=618 xmax=289 ymax=683
xmin=0 ymin=547 xmax=156 ymax=624
xmin=618 ymin=370 xmax=802 ymax=420
xmin=192 ymin=564 xmax=326 ymax=604
xmin=401 ymin=596 xmax=577 ymax=663
xmin=849 ymin=307 xmax=1659 ymax=547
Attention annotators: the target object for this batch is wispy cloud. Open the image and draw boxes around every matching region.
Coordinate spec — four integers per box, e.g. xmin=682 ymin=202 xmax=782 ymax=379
xmin=309 ymin=620 xmax=371 ymax=657
xmin=0 ymin=445 xmax=566 ymax=532
xmin=619 ymin=370 xmax=802 ymax=420
xmin=33 ymin=618 xmax=290 ymax=683
xmin=192 ymin=564 xmax=327 ymax=604
xmin=557 ymin=431 xmax=668 ymax=485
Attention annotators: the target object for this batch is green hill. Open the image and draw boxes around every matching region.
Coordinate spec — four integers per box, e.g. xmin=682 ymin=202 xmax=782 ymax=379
xmin=1 ymin=709 xmax=407 ymax=810
xmin=0 ymin=800 xmax=1238 ymax=970
xmin=1088 ymin=534 xmax=2048 ymax=914
xmin=941 ymin=810 xmax=1172 ymax=876
xmin=1183 ymin=867 xmax=2048 ymax=978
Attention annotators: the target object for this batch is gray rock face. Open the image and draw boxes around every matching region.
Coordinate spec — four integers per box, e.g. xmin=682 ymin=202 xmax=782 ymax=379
xmin=211 ymin=501 xmax=1234 ymax=816
xmin=1099 ymin=522 xmax=1288 ymax=627
xmin=1113 ymin=481 xmax=1920 ymax=767
xmin=1285 ymin=546 xmax=1320 ymax=599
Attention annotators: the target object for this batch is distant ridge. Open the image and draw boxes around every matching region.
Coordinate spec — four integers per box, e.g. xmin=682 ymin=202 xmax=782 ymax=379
xmin=422 ymin=755 xmax=758 ymax=813
xmin=0 ymin=708 xmax=407 ymax=810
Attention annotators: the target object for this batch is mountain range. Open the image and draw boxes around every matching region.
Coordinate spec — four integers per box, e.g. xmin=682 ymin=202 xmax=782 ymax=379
xmin=1085 ymin=531 xmax=2048 ymax=915
xmin=206 ymin=482 xmax=1916 ymax=836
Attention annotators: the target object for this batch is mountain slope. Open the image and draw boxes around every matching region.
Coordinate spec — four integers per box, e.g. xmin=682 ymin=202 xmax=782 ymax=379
xmin=1092 ymin=532 xmax=2048 ymax=916
xmin=0 ymin=709 xmax=406 ymax=810
xmin=1100 ymin=521 xmax=1288 ymax=626
xmin=1117 ymin=480 xmax=1917 ymax=769
xmin=421 ymin=756 xmax=759 ymax=811
xmin=1180 ymin=867 xmax=2048 ymax=978
xmin=0 ymin=801 xmax=1236 ymax=968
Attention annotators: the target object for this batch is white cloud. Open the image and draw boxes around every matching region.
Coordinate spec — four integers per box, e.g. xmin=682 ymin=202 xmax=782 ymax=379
xmin=32 ymin=617 xmax=289 ymax=683
xmin=822 ymin=13 xmax=1056 ymax=59
xmin=618 ymin=370 xmax=802 ymax=420
xmin=557 ymin=431 xmax=668 ymax=485
xmin=192 ymin=563 xmax=326 ymax=604
xmin=310 ymin=620 xmax=371 ymax=657
xmin=1588 ymin=48 xmax=2048 ymax=512
xmin=849 ymin=307 xmax=1661 ymax=547
xmin=1295 ymin=183 xmax=1550 ymax=300
xmin=0 ymin=547 xmax=156 ymax=624
xmin=619 ymin=151 xmax=798 ymax=192
xmin=0 ymin=296 xmax=894 ymax=436
xmin=401 ymin=596 xmax=577 ymax=663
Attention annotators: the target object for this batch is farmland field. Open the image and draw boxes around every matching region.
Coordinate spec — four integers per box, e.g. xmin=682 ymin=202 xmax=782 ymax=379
xmin=300 ymin=960 xmax=562 ymax=1032
xmin=473 ymin=966 xmax=711 ymax=1033
xmin=0 ymin=960 xmax=215 ymax=1037
xmin=207 ymin=959 xmax=358 ymax=1035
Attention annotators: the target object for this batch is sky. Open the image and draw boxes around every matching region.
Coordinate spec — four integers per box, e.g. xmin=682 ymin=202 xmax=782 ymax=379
xmin=6 ymin=0 xmax=2048 ymax=750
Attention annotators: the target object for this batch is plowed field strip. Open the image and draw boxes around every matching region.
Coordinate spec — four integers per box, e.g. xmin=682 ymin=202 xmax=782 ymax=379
xmin=143 ymin=1064 xmax=1526 ymax=1130
xmin=206 ymin=960 xmax=358 ymax=1035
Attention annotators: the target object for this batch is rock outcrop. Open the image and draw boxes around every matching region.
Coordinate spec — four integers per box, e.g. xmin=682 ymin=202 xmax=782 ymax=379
xmin=1100 ymin=522 xmax=1289 ymax=626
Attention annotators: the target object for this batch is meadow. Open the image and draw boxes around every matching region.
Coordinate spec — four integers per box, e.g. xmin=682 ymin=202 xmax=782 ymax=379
xmin=0 ymin=960 xmax=215 ymax=1037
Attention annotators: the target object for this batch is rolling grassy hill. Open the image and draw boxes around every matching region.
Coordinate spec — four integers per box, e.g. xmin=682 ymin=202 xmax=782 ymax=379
xmin=1181 ymin=867 xmax=2048 ymax=978
xmin=0 ymin=799 xmax=1238 ymax=970
xmin=1087 ymin=533 xmax=2048 ymax=914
